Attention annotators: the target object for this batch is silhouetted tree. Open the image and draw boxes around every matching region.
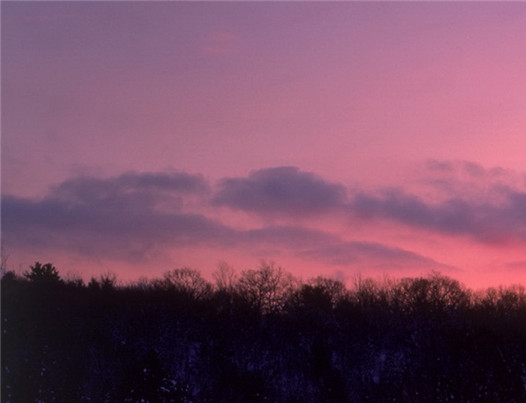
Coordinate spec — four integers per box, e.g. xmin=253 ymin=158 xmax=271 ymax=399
xmin=87 ymin=272 xmax=118 ymax=293
xmin=99 ymin=272 xmax=118 ymax=291
xmin=4 ymin=263 xmax=526 ymax=403
xmin=158 ymin=267 xmax=212 ymax=300
xmin=213 ymin=261 xmax=238 ymax=292
xmin=23 ymin=262 xmax=62 ymax=284
xmin=289 ymin=276 xmax=346 ymax=320
xmin=1 ymin=270 xmax=18 ymax=284
xmin=307 ymin=276 xmax=347 ymax=307
xmin=0 ymin=245 xmax=10 ymax=277
xmin=392 ymin=272 xmax=470 ymax=316
xmin=238 ymin=261 xmax=296 ymax=314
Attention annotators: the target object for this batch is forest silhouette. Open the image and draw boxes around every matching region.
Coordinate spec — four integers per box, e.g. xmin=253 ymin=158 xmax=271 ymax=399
xmin=2 ymin=261 xmax=526 ymax=402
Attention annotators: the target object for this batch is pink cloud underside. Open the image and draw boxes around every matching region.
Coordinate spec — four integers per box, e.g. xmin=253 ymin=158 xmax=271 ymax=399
xmin=2 ymin=164 xmax=525 ymax=288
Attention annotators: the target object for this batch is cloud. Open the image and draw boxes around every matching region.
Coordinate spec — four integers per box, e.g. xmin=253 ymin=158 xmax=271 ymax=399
xmin=3 ymin=191 xmax=233 ymax=263
xmin=423 ymin=159 xmax=520 ymax=202
xmin=425 ymin=160 xmax=509 ymax=179
xmin=341 ymin=160 xmax=526 ymax=245
xmin=1 ymin=168 xmax=448 ymax=273
xmin=243 ymin=225 xmax=338 ymax=249
xmin=1 ymin=171 xmax=223 ymax=262
xmin=212 ymin=164 xmax=526 ymax=245
xmin=213 ymin=166 xmax=347 ymax=217
xmin=238 ymin=225 xmax=452 ymax=273
xmin=54 ymin=171 xmax=209 ymax=202
xmin=302 ymin=240 xmax=454 ymax=272
xmin=348 ymin=180 xmax=526 ymax=245
xmin=2 ymin=163 xmax=524 ymax=274
xmin=351 ymin=190 xmax=477 ymax=236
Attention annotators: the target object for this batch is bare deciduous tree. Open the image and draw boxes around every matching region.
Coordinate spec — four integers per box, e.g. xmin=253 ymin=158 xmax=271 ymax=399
xmin=213 ymin=261 xmax=238 ymax=292
xmin=160 ymin=267 xmax=212 ymax=299
xmin=238 ymin=261 xmax=296 ymax=314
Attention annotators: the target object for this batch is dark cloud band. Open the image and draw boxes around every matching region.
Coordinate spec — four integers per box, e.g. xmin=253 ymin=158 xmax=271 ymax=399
xmin=213 ymin=166 xmax=347 ymax=216
xmin=2 ymin=164 xmax=525 ymax=270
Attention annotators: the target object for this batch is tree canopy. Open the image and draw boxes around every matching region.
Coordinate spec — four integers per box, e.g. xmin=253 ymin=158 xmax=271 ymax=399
xmin=3 ymin=262 xmax=526 ymax=402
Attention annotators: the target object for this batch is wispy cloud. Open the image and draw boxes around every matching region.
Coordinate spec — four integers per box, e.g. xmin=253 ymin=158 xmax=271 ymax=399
xmin=241 ymin=225 xmax=451 ymax=273
xmin=423 ymin=159 xmax=521 ymax=201
xmin=301 ymin=241 xmax=455 ymax=272
xmin=349 ymin=164 xmax=526 ymax=244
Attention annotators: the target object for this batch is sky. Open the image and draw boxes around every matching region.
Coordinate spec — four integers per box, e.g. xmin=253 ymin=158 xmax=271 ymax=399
xmin=2 ymin=1 xmax=526 ymax=289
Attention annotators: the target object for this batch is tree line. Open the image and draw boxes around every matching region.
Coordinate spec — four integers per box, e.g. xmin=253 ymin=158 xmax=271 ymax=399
xmin=2 ymin=261 xmax=526 ymax=402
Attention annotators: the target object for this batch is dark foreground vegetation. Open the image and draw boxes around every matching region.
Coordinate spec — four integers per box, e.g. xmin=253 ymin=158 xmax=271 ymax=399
xmin=2 ymin=262 xmax=526 ymax=403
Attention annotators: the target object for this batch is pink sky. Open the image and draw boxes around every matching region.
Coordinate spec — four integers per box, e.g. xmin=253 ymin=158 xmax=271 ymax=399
xmin=2 ymin=2 xmax=526 ymax=289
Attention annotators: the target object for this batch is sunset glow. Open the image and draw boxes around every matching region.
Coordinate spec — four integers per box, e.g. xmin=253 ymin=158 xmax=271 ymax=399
xmin=2 ymin=1 xmax=526 ymax=289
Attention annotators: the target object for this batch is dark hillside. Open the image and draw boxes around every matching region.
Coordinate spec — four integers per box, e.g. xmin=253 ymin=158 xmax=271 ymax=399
xmin=2 ymin=263 xmax=526 ymax=402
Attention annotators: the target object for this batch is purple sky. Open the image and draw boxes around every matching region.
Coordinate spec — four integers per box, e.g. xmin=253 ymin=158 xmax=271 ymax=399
xmin=2 ymin=2 xmax=526 ymax=288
